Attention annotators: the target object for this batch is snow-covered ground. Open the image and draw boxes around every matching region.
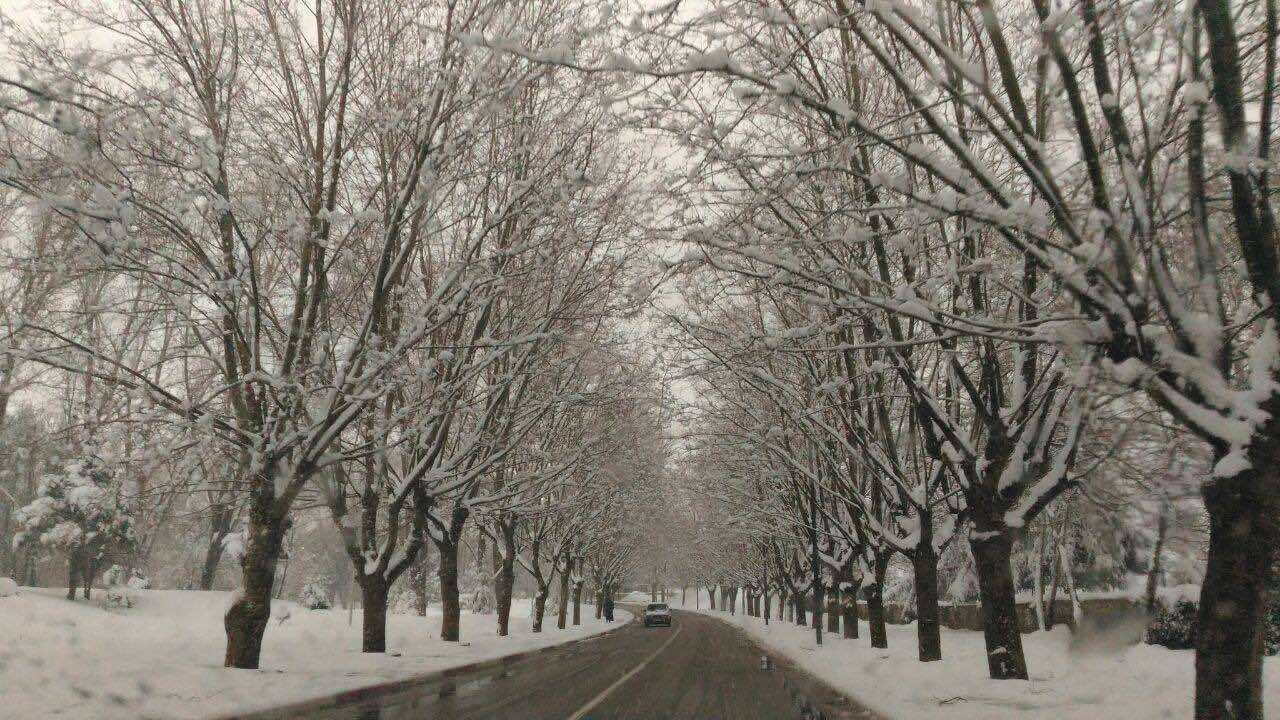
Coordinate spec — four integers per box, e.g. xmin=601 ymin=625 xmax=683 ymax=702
xmin=691 ymin=603 xmax=1280 ymax=719
xmin=0 ymin=586 xmax=628 ymax=719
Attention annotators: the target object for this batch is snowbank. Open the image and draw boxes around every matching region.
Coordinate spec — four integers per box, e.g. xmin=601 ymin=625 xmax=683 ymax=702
xmin=692 ymin=605 xmax=1280 ymax=719
xmin=0 ymin=587 xmax=628 ymax=719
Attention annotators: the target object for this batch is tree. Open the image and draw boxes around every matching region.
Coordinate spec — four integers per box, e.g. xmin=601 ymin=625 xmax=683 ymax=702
xmin=13 ymin=452 xmax=135 ymax=600
xmin=1 ymin=0 xmax=636 ymax=668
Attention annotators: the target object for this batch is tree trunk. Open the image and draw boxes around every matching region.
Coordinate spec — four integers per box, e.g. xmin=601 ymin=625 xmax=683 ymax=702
xmin=1034 ymin=529 xmax=1048 ymax=631
xmin=360 ymin=579 xmax=389 ymax=653
xmin=812 ymin=581 xmax=823 ymax=636
xmin=494 ymin=556 xmax=515 ymax=637
xmin=82 ymin=554 xmax=95 ymax=600
xmin=1145 ymin=510 xmax=1168 ymax=611
xmin=868 ymin=555 xmax=889 ymax=649
xmin=411 ymin=547 xmax=430 ymax=617
xmin=532 ymin=590 xmax=549 ymax=633
xmin=22 ymin=549 xmax=37 ymax=587
xmin=1065 ymin=549 xmax=1081 ymax=624
xmin=66 ymin=552 xmax=79 ymax=601
xmin=842 ymin=579 xmax=859 ymax=639
xmin=794 ymin=593 xmax=807 ymax=626
xmin=1194 ymin=475 xmax=1276 ymax=720
xmin=200 ymin=505 xmax=234 ymax=591
xmin=1046 ymin=543 xmax=1061 ymax=630
xmin=556 ymin=562 xmax=570 ymax=630
xmin=493 ymin=523 xmax=515 ymax=636
xmin=437 ymin=540 xmax=462 ymax=642
xmin=572 ymin=580 xmax=583 ymax=626
xmin=707 ymin=585 xmax=716 ymax=610
xmin=763 ymin=591 xmax=771 ymax=624
xmin=913 ymin=547 xmax=942 ymax=662
xmin=224 ymin=502 xmax=288 ymax=669
xmin=969 ymin=531 xmax=1028 ymax=679
xmin=827 ymin=589 xmax=840 ymax=633
xmin=200 ymin=534 xmax=226 ymax=591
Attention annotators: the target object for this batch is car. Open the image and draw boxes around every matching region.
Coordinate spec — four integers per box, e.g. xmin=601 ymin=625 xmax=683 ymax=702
xmin=643 ymin=602 xmax=672 ymax=627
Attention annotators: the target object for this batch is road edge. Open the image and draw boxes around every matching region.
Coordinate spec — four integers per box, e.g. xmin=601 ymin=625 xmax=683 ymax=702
xmin=213 ymin=612 xmax=637 ymax=720
xmin=692 ymin=609 xmax=886 ymax=720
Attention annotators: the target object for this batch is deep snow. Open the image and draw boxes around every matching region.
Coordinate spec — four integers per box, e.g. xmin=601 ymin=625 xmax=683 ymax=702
xmin=0 ymin=586 xmax=626 ymax=719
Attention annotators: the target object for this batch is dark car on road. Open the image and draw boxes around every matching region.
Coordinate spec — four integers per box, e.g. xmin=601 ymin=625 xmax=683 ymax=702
xmin=643 ymin=602 xmax=672 ymax=627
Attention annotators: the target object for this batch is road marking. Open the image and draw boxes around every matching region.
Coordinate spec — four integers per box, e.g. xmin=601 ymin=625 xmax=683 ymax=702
xmin=565 ymin=623 xmax=683 ymax=720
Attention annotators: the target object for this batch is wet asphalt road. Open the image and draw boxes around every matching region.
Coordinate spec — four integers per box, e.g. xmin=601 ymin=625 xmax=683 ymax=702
xmin=263 ymin=607 xmax=879 ymax=720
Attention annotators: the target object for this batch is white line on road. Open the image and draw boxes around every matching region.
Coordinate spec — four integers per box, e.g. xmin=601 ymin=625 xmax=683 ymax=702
xmin=565 ymin=623 xmax=683 ymax=720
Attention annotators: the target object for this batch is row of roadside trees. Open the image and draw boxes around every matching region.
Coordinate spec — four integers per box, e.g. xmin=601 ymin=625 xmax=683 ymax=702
xmin=1 ymin=0 xmax=665 ymax=668
xmin=475 ymin=0 xmax=1279 ymax=717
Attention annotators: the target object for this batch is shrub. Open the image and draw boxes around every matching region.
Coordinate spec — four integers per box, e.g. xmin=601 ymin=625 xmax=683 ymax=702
xmin=104 ymin=585 xmax=135 ymax=609
xmin=1146 ymin=597 xmax=1198 ymax=650
xmin=300 ymin=579 xmax=331 ymax=610
xmin=460 ymin=567 xmax=493 ymax=614
xmin=13 ymin=459 xmax=136 ymax=601
xmin=102 ymin=564 xmax=127 ymax=588
xmin=101 ymin=565 xmax=146 ymax=609
xmin=1146 ymin=593 xmax=1279 ymax=656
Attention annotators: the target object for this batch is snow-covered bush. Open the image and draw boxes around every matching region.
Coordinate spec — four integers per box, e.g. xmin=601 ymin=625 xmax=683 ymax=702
xmin=220 ymin=529 xmax=246 ymax=563
xmin=12 ymin=458 xmax=136 ymax=599
xmin=883 ymin=562 xmax=915 ymax=614
xmin=104 ymin=584 xmax=136 ymax=608
xmin=300 ymin=579 xmax=331 ymax=610
xmin=0 ymin=577 xmax=19 ymax=597
xmin=940 ymin=541 xmax=980 ymax=603
xmin=389 ymin=588 xmax=418 ymax=615
xmin=389 ymin=578 xmax=435 ymax=615
xmin=102 ymin=564 xmax=127 ymax=587
xmin=1146 ymin=593 xmax=1279 ymax=656
xmin=271 ymin=601 xmax=293 ymax=625
xmin=101 ymin=564 xmax=144 ymax=608
xmin=460 ymin=567 xmax=493 ymax=614
xmin=1146 ymin=597 xmax=1198 ymax=650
